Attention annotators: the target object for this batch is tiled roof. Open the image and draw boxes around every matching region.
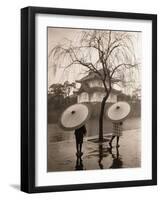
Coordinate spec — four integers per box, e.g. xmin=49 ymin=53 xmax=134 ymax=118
xmin=76 ymin=69 xmax=120 ymax=83
xmin=75 ymin=84 xmax=121 ymax=95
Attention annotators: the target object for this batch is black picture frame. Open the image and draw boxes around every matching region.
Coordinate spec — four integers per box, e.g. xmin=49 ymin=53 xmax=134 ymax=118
xmin=21 ymin=6 xmax=157 ymax=193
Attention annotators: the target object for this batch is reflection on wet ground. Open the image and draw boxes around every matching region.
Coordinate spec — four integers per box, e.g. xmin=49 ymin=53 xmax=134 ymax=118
xmin=75 ymin=156 xmax=84 ymax=170
xmin=75 ymin=145 xmax=123 ymax=170
xmin=109 ymin=147 xmax=123 ymax=169
xmin=47 ymin=129 xmax=141 ymax=172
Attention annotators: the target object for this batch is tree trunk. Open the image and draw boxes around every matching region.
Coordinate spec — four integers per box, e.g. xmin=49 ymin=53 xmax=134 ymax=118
xmin=99 ymin=93 xmax=109 ymax=141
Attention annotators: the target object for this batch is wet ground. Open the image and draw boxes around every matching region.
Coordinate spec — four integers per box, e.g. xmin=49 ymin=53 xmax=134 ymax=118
xmin=47 ymin=129 xmax=141 ymax=172
xmin=48 ymin=117 xmax=140 ymax=143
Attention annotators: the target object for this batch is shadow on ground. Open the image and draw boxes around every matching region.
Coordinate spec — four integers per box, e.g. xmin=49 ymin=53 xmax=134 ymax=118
xmin=10 ymin=184 xmax=20 ymax=191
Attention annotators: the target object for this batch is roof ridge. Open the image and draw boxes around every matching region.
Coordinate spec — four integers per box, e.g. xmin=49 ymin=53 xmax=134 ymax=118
xmin=76 ymin=69 xmax=120 ymax=83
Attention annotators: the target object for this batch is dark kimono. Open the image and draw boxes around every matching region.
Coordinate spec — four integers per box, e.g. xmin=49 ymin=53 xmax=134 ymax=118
xmin=74 ymin=125 xmax=87 ymax=144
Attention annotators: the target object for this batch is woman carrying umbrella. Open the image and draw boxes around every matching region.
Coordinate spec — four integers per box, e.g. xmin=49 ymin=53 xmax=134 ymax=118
xmin=106 ymin=102 xmax=131 ymax=148
xmin=60 ymin=103 xmax=90 ymax=156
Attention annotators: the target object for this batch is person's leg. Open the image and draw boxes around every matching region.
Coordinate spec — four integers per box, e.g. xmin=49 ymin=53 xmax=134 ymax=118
xmin=109 ymin=136 xmax=115 ymax=146
xmin=76 ymin=141 xmax=79 ymax=153
xmin=116 ymin=136 xmax=120 ymax=147
xmin=79 ymin=134 xmax=83 ymax=153
xmin=77 ymin=143 xmax=82 ymax=156
xmin=80 ymin=143 xmax=82 ymax=153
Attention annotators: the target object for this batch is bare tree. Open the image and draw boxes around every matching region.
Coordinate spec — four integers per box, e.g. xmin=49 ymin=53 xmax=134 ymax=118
xmin=49 ymin=30 xmax=139 ymax=141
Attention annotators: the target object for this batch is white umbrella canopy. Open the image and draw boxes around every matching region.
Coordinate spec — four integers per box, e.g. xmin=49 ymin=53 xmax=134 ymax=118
xmin=106 ymin=101 xmax=131 ymax=122
xmin=60 ymin=103 xmax=91 ymax=131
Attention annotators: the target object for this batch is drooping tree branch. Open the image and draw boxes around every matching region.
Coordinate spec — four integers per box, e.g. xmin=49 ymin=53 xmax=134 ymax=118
xmin=110 ymin=63 xmax=138 ymax=79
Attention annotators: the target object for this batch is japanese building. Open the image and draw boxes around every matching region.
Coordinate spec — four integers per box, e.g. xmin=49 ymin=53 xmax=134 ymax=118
xmin=75 ymin=69 xmax=121 ymax=103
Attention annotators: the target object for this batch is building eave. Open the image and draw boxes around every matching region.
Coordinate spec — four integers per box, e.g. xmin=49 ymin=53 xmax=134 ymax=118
xmin=75 ymin=86 xmax=121 ymax=95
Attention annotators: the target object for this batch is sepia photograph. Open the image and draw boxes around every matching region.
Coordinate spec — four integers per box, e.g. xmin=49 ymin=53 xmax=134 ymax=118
xmin=47 ymin=27 xmax=141 ymax=172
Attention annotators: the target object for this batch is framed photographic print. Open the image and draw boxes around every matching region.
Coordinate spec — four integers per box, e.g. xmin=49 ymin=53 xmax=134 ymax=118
xmin=21 ymin=6 xmax=157 ymax=193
